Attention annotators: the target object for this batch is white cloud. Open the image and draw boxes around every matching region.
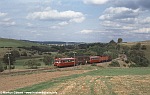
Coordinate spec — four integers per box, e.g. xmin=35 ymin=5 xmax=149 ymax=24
xmin=83 ymin=0 xmax=109 ymax=5
xmin=133 ymin=28 xmax=150 ymax=33
xmin=58 ymin=21 xmax=68 ymax=26
xmin=27 ymin=8 xmax=85 ymax=23
xmin=80 ymin=29 xmax=94 ymax=34
xmin=99 ymin=7 xmax=140 ymax=20
xmin=140 ymin=17 xmax=150 ymax=24
xmin=0 ymin=12 xmax=7 ymax=17
xmin=50 ymin=25 xmax=61 ymax=29
xmin=0 ymin=12 xmax=16 ymax=26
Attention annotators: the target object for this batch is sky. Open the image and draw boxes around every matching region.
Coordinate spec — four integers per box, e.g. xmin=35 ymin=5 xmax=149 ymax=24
xmin=0 ymin=0 xmax=150 ymax=42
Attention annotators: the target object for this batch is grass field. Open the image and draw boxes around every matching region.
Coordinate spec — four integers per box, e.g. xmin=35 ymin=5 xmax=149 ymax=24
xmin=8 ymin=67 xmax=150 ymax=95
xmin=0 ymin=38 xmax=39 ymax=47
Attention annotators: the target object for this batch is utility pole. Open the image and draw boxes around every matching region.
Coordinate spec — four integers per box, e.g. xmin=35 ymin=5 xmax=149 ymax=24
xmin=6 ymin=52 xmax=11 ymax=73
xmin=73 ymin=52 xmax=77 ymax=68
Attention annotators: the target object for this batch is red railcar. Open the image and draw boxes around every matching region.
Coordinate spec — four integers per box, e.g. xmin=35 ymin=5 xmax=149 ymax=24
xmin=54 ymin=58 xmax=76 ymax=67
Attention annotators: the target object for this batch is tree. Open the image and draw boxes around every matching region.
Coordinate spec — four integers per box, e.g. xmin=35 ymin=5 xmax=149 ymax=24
xmin=117 ymin=38 xmax=123 ymax=43
xmin=109 ymin=40 xmax=117 ymax=45
xmin=11 ymin=50 xmax=20 ymax=58
xmin=43 ymin=56 xmax=53 ymax=65
xmin=141 ymin=45 xmax=147 ymax=50
xmin=3 ymin=53 xmax=16 ymax=67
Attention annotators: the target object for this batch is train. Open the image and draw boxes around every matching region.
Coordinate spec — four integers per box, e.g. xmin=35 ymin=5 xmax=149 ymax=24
xmin=54 ymin=56 xmax=111 ymax=67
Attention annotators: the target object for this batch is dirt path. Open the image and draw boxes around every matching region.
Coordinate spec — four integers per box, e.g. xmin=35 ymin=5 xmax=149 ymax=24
xmin=0 ymin=70 xmax=89 ymax=91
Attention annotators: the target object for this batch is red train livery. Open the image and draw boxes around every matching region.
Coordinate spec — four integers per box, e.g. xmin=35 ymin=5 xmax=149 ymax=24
xmin=89 ymin=56 xmax=111 ymax=64
xmin=54 ymin=56 xmax=111 ymax=67
xmin=54 ymin=58 xmax=76 ymax=67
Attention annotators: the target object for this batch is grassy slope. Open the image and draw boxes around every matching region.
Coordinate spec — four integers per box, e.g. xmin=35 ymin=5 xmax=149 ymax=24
xmin=121 ymin=41 xmax=150 ymax=61
xmin=0 ymin=38 xmax=41 ymax=59
xmin=0 ymin=38 xmax=39 ymax=47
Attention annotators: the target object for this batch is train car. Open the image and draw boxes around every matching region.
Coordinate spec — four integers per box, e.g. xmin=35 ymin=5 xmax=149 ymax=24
xmin=54 ymin=58 xmax=76 ymax=67
xmin=89 ymin=56 xmax=101 ymax=64
xmin=75 ymin=56 xmax=90 ymax=65
xmin=90 ymin=56 xmax=112 ymax=64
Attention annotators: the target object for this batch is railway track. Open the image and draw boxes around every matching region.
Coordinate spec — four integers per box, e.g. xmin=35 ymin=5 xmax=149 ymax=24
xmin=0 ymin=65 xmax=89 ymax=76
xmin=0 ymin=67 xmax=57 ymax=75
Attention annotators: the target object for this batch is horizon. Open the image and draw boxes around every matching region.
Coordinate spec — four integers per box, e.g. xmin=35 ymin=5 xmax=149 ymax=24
xmin=0 ymin=0 xmax=150 ymax=42
xmin=1 ymin=37 xmax=150 ymax=44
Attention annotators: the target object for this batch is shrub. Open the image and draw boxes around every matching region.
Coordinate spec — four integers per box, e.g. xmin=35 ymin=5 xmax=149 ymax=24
xmin=109 ymin=60 xmax=120 ymax=67
xmin=125 ymin=60 xmax=130 ymax=64
xmin=21 ymin=51 xmax=27 ymax=56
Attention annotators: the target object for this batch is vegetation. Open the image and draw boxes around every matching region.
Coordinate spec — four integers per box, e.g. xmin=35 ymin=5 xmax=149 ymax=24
xmin=117 ymin=38 xmax=123 ymax=43
xmin=43 ymin=56 xmax=53 ymax=65
xmin=3 ymin=53 xmax=16 ymax=69
xmin=13 ymin=68 xmax=150 ymax=95
xmin=24 ymin=59 xmax=41 ymax=69
xmin=109 ymin=60 xmax=120 ymax=67
xmin=0 ymin=38 xmax=150 ymax=71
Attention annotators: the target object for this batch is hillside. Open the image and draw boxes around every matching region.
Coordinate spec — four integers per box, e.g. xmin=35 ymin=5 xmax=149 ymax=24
xmin=121 ymin=40 xmax=150 ymax=61
xmin=0 ymin=38 xmax=39 ymax=47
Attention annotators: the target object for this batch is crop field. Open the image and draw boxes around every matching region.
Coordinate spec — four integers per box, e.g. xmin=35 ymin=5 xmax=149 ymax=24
xmin=0 ymin=67 xmax=150 ymax=95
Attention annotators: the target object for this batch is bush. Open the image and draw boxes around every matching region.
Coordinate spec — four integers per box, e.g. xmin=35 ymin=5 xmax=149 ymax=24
xmin=129 ymin=64 xmax=138 ymax=67
xmin=109 ymin=60 xmax=120 ymax=67
xmin=21 ymin=51 xmax=27 ymax=56
xmin=125 ymin=60 xmax=130 ymax=64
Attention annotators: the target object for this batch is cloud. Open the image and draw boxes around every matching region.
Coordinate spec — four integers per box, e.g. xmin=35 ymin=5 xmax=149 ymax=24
xmin=27 ymin=8 xmax=85 ymax=23
xmin=114 ymin=0 xmax=150 ymax=10
xmin=140 ymin=17 xmax=150 ymax=24
xmin=133 ymin=28 xmax=150 ymax=33
xmin=80 ymin=29 xmax=94 ymax=34
xmin=58 ymin=21 xmax=68 ymax=26
xmin=0 ymin=12 xmax=16 ymax=26
xmin=83 ymin=0 xmax=109 ymax=5
xmin=50 ymin=21 xmax=69 ymax=29
xmin=99 ymin=7 xmax=140 ymax=20
xmin=80 ymin=29 xmax=104 ymax=34
xmin=0 ymin=12 xmax=7 ymax=17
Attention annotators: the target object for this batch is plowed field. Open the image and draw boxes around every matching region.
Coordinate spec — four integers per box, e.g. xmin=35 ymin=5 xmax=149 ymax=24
xmin=0 ymin=70 xmax=89 ymax=91
xmin=43 ymin=75 xmax=150 ymax=95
